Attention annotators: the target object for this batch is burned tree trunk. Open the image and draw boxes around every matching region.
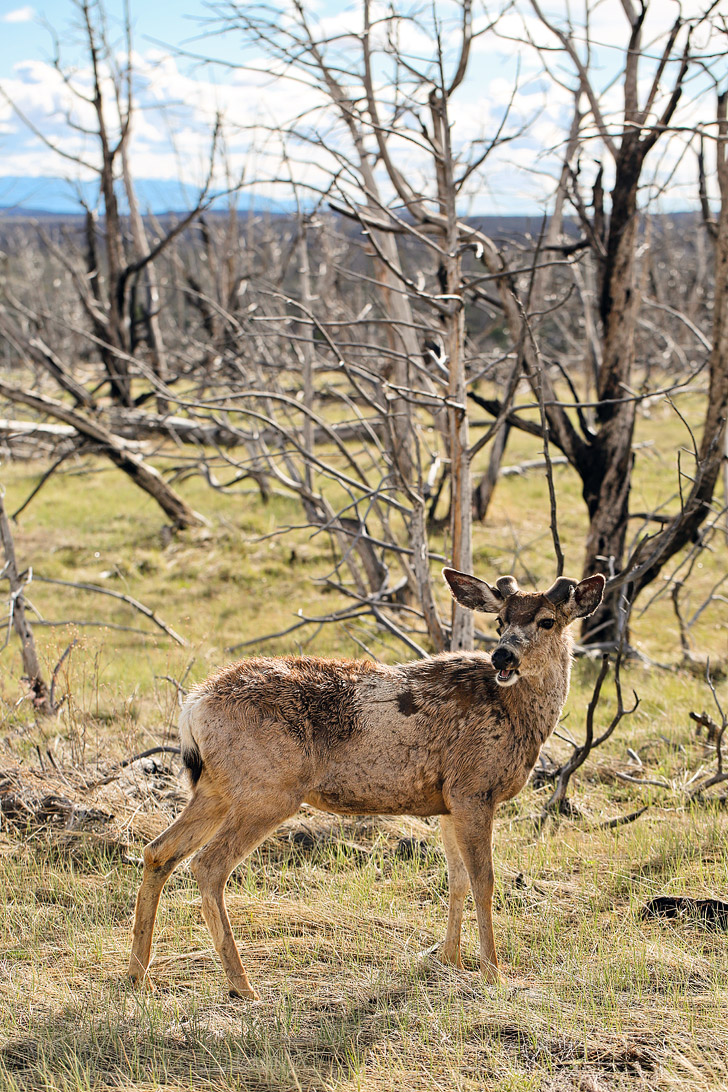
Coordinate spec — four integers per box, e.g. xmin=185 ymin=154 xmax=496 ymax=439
xmin=623 ymin=91 xmax=728 ymax=597
xmin=580 ymin=142 xmax=642 ymax=641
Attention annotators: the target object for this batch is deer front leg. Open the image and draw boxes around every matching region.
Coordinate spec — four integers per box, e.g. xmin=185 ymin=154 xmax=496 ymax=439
xmin=449 ymin=807 xmax=501 ymax=984
xmin=439 ymin=814 xmax=470 ymax=968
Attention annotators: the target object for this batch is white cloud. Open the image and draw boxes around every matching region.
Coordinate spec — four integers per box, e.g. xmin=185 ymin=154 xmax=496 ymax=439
xmin=2 ymin=6 xmax=35 ymax=23
xmin=0 ymin=0 xmax=721 ymax=215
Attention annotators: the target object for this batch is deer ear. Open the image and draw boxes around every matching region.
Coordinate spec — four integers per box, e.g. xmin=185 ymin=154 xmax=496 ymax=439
xmin=442 ymin=569 xmax=503 ymax=614
xmin=562 ymin=574 xmax=605 ymax=621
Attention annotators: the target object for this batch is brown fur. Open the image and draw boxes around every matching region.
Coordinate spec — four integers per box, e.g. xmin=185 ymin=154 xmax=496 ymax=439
xmin=128 ymin=570 xmax=604 ymax=998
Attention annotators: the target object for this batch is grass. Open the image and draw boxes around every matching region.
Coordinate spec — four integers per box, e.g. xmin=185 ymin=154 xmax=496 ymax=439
xmin=0 ymin=388 xmax=727 ymax=1091
xmin=0 ymin=773 xmax=726 ymax=1091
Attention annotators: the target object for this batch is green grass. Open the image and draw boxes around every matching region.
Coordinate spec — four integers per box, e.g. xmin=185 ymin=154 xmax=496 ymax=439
xmin=0 ymin=390 xmax=726 ymax=1091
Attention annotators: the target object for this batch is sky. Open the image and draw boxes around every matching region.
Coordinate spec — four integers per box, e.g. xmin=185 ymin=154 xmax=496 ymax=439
xmin=0 ymin=0 xmax=723 ymax=216
xmin=0 ymin=0 xmax=234 ymax=75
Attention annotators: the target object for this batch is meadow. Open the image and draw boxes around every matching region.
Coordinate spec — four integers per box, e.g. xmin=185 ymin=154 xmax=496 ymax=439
xmin=0 ymin=393 xmax=726 ymax=1092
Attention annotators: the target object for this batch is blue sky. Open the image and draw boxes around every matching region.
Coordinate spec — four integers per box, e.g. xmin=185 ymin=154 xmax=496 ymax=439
xmin=0 ymin=1 xmax=722 ymax=215
xmin=0 ymin=0 xmax=239 ymax=72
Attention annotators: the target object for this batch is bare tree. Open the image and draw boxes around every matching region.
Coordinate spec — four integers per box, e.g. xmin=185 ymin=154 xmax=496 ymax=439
xmin=618 ymin=87 xmax=728 ymax=601
xmin=199 ymin=0 xmax=544 ymax=653
xmin=0 ymin=489 xmax=53 ymax=714
xmin=0 ymin=0 xmax=218 ymax=527
xmin=467 ymin=1 xmax=724 ymax=643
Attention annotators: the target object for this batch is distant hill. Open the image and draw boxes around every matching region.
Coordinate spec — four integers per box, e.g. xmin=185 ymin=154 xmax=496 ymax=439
xmin=0 ymin=175 xmax=703 ymax=239
xmin=0 ymin=175 xmax=288 ymax=217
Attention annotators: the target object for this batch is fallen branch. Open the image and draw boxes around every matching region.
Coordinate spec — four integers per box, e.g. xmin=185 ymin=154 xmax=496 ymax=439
xmin=33 ymin=575 xmax=187 ymax=646
xmin=118 ymin=745 xmax=181 ymax=768
xmin=687 ymin=770 xmax=728 ymax=801
xmin=642 ymin=895 xmax=728 ymax=929
xmin=84 ymin=745 xmax=182 ymax=790
xmin=690 ymin=710 xmax=720 ymax=741
xmin=597 ymin=805 xmax=649 ymax=830
xmin=0 ymin=382 xmax=205 ymax=529
xmin=614 ymin=771 xmax=671 ymax=789
xmin=107 ymin=409 xmax=385 ymax=449
xmin=499 ymin=456 xmax=569 ymax=477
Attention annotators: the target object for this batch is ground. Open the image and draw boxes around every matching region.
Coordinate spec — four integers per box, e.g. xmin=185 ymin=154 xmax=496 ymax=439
xmin=0 ymin=396 xmax=726 ymax=1091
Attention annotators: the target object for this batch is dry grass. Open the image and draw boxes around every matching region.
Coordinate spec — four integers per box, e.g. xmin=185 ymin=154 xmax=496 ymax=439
xmin=0 ymin=690 xmax=726 ymax=1092
xmin=0 ymin=392 xmax=726 ymax=1091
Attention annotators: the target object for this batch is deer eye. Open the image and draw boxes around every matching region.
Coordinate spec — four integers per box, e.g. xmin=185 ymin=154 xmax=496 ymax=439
xmin=495 ymin=618 xmax=504 ymax=635
xmin=538 ymin=618 xmax=555 ymax=630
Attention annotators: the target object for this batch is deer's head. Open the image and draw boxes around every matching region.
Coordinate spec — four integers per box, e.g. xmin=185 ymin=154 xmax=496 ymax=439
xmin=443 ymin=570 xmax=605 ymax=686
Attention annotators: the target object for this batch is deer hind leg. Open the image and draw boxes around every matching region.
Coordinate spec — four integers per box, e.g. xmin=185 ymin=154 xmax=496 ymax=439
xmin=129 ymin=786 xmax=227 ymax=985
xmin=439 ymin=814 xmax=470 ymax=969
xmin=449 ymin=808 xmax=500 ymax=984
xmin=189 ymin=797 xmax=301 ymax=1000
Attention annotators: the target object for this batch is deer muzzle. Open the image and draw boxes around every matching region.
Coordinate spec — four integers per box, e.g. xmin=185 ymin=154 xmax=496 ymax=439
xmin=492 ymin=644 xmax=520 ymax=687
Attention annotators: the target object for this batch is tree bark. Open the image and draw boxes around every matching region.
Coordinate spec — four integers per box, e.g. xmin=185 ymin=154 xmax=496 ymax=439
xmin=579 ymin=134 xmax=643 ymax=641
xmin=0 ymin=491 xmax=53 ymax=714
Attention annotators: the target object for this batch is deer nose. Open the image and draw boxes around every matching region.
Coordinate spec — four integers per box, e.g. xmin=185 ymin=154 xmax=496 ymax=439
xmin=492 ymin=645 xmax=518 ymax=671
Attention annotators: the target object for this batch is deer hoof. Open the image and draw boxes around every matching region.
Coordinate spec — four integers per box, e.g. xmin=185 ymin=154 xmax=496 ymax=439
xmin=228 ymin=986 xmax=261 ymax=1002
xmin=128 ymin=972 xmax=154 ymax=992
xmin=481 ymin=962 xmax=503 ymax=986
xmin=438 ymin=944 xmax=464 ymax=969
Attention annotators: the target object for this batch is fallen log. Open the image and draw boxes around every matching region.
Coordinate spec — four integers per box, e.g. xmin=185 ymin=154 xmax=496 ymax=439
xmin=107 ymin=409 xmax=385 ymax=448
xmin=2 ymin=409 xmax=387 ymax=454
xmin=0 ymin=383 xmax=205 ymax=528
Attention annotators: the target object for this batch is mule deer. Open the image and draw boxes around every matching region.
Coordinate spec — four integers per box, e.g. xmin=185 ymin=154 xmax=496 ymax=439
xmin=129 ymin=568 xmax=604 ymax=998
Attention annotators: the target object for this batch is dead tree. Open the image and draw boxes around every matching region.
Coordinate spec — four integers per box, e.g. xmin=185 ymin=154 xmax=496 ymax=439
xmin=469 ymin=1 xmax=723 ymax=643
xmin=1 ymin=0 xmax=220 ymax=406
xmin=617 ymin=88 xmax=728 ymax=600
xmin=205 ymin=0 xmax=533 ymax=654
xmin=0 ymin=489 xmax=53 ymax=714
xmin=0 ymin=380 xmax=205 ymax=529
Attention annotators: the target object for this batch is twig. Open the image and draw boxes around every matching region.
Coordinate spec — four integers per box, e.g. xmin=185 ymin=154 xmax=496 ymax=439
xmin=687 ymin=661 xmax=728 ymax=799
xmin=227 ymin=606 xmax=369 ymax=653
xmin=371 ymin=605 xmax=428 ymax=659
xmin=597 ymin=805 xmax=649 ymax=830
xmin=11 ymin=447 xmax=79 ymax=520
xmin=32 ymin=620 xmax=152 ymax=634
xmin=49 ymin=638 xmax=78 ymax=710
xmin=84 ymin=746 xmax=182 ymax=790
xmin=614 ymin=771 xmax=670 ymax=789
xmin=33 ymin=575 xmax=187 ymax=646
xmin=45 ymin=749 xmax=74 ymax=788
xmin=155 ymin=674 xmax=191 ymax=703
xmin=704 ymin=659 xmax=727 ymax=776
xmin=671 ymin=581 xmax=692 ymax=655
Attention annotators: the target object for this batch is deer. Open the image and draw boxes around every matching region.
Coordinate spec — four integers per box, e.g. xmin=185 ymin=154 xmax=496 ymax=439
xmin=128 ymin=567 xmax=604 ymax=999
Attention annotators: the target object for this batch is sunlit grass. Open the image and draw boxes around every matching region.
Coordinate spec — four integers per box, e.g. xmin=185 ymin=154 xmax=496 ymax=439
xmin=0 ymin=385 xmax=726 ymax=1090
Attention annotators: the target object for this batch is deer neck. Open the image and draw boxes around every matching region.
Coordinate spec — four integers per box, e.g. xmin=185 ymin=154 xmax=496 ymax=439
xmin=503 ymin=636 xmax=573 ymax=743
